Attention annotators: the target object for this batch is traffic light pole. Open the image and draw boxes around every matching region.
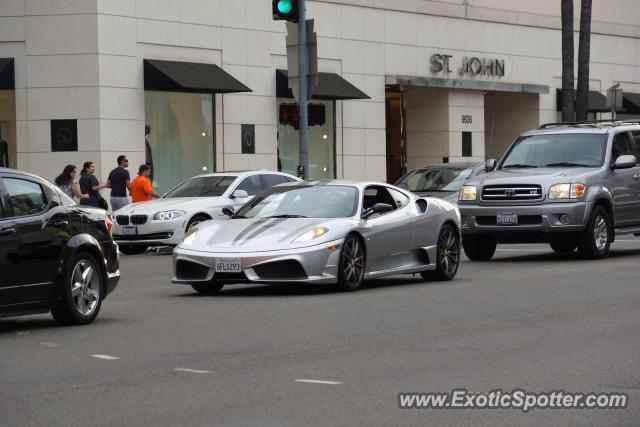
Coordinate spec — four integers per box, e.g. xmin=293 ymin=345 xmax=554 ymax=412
xmin=297 ymin=0 xmax=308 ymax=179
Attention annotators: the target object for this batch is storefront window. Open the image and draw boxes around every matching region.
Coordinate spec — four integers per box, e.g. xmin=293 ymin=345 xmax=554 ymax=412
xmin=144 ymin=91 xmax=214 ymax=194
xmin=0 ymin=90 xmax=16 ymax=169
xmin=277 ymin=99 xmax=335 ymax=179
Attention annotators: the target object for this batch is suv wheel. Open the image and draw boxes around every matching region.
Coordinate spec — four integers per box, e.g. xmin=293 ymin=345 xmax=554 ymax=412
xmin=549 ymin=240 xmax=577 ymax=253
xmin=577 ymin=206 xmax=612 ymax=259
xmin=462 ymin=235 xmax=496 ymax=261
xmin=51 ymin=252 xmax=104 ymax=325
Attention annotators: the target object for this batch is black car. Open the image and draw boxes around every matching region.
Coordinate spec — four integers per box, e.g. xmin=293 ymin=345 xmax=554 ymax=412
xmin=0 ymin=168 xmax=120 ymax=325
xmin=394 ymin=163 xmax=485 ymax=203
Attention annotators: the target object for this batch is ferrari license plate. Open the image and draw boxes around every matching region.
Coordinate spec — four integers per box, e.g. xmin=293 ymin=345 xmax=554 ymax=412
xmin=496 ymin=213 xmax=518 ymax=225
xmin=215 ymin=257 xmax=241 ymax=273
xmin=123 ymin=226 xmax=137 ymax=235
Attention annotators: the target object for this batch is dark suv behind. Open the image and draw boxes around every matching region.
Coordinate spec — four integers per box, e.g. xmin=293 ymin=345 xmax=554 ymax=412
xmin=0 ymin=168 xmax=120 ymax=325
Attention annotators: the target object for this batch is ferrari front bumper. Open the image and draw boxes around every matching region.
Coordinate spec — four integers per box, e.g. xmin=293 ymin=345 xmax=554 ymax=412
xmin=172 ymin=239 xmax=344 ymax=285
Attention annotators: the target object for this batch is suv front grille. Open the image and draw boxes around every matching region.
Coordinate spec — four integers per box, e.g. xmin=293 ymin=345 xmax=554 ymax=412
xmin=481 ymin=184 xmax=543 ymax=201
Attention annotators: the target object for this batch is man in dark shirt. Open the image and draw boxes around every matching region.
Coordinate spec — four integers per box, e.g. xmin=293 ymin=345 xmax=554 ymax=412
xmin=107 ymin=155 xmax=131 ymax=211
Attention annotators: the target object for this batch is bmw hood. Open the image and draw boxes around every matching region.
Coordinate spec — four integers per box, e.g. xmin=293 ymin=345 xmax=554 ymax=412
xmin=181 ymin=217 xmax=354 ymax=252
xmin=114 ymin=197 xmax=225 ymax=215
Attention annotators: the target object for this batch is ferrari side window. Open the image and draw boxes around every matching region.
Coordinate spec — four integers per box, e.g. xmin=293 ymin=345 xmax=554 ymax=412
xmin=363 ymin=186 xmax=398 ymax=212
xmin=387 ymin=188 xmax=409 ymax=209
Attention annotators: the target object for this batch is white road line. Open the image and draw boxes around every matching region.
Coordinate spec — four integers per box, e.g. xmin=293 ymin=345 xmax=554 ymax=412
xmin=91 ymin=354 xmax=120 ymax=360
xmin=294 ymin=379 xmax=343 ymax=385
xmin=16 ymin=331 xmax=31 ymax=336
xmin=40 ymin=342 xmax=61 ymax=348
xmin=175 ymin=368 xmax=211 ymax=374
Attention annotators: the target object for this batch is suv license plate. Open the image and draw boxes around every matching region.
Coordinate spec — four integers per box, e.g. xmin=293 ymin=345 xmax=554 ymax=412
xmin=215 ymin=258 xmax=241 ymax=273
xmin=497 ymin=213 xmax=518 ymax=225
xmin=123 ymin=226 xmax=137 ymax=235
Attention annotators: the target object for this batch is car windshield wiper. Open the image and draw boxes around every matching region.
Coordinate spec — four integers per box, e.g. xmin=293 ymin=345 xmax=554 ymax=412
xmin=267 ymin=214 xmax=308 ymax=218
xmin=543 ymin=162 xmax=593 ymax=167
xmin=502 ymin=164 xmax=538 ymax=168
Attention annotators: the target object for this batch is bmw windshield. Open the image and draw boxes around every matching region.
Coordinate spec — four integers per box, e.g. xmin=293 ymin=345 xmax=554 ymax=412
xmin=396 ymin=166 xmax=475 ymax=192
xmin=501 ymin=134 xmax=607 ymax=169
xmin=164 ymin=176 xmax=236 ymax=198
xmin=235 ymin=185 xmax=359 ymax=219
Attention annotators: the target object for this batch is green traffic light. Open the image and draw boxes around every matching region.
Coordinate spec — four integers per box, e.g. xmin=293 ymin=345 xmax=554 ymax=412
xmin=277 ymin=0 xmax=293 ymax=14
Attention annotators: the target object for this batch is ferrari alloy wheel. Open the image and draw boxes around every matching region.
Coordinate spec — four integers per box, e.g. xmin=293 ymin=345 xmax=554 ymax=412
xmin=422 ymin=224 xmax=460 ymax=281
xmin=51 ymin=252 xmax=104 ymax=325
xmin=337 ymin=234 xmax=365 ymax=292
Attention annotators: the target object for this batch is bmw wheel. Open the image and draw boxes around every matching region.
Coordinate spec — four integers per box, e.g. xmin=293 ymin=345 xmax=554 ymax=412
xmin=337 ymin=234 xmax=365 ymax=292
xmin=51 ymin=252 xmax=104 ymax=325
xmin=422 ymin=224 xmax=460 ymax=281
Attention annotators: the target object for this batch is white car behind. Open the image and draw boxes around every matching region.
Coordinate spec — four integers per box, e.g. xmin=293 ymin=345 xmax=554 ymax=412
xmin=112 ymin=170 xmax=300 ymax=254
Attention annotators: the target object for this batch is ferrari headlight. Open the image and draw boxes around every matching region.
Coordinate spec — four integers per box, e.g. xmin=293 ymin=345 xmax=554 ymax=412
xmin=153 ymin=210 xmax=186 ymax=221
xmin=292 ymin=227 xmax=328 ymax=244
xmin=548 ymin=183 xmax=586 ymax=199
xmin=459 ymin=185 xmax=477 ymax=201
xmin=183 ymin=230 xmax=198 ymax=245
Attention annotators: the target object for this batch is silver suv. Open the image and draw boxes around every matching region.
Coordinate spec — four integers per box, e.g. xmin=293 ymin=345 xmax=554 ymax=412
xmin=458 ymin=120 xmax=640 ymax=260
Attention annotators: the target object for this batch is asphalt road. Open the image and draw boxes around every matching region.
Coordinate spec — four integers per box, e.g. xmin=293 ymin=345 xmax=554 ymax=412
xmin=1 ymin=240 xmax=640 ymax=426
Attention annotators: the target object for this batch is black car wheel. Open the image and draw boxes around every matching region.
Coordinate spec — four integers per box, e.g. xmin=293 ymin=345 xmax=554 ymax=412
xmin=577 ymin=206 xmax=611 ymax=259
xmin=421 ymin=224 xmax=460 ymax=281
xmin=462 ymin=235 xmax=496 ymax=261
xmin=51 ymin=252 xmax=104 ymax=325
xmin=118 ymin=244 xmax=149 ymax=255
xmin=337 ymin=234 xmax=365 ymax=292
xmin=191 ymin=282 xmax=225 ymax=294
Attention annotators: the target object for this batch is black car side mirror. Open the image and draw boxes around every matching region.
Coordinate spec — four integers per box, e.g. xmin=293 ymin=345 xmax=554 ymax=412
xmin=362 ymin=203 xmax=394 ymax=220
xmin=222 ymin=206 xmax=235 ymax=217
xmin=612 ymin=154 xmax=637 ymax=170
xmin=485 ymin=159 xmax=497 ymax=172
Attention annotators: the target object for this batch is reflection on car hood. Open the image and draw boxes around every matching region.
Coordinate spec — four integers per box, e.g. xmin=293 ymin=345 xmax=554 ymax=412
xmin=475 ymin=167 xmax=597 ymax=184
xmin=113 ymin=197 xmax=226 ymax=214
xmin=184 ymin=217 xmax=354 ymax=252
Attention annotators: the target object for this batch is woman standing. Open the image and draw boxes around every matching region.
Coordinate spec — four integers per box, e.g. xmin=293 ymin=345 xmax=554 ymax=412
xmin=78 ymin=161 xmax=108 ymax=208
xmin=54 ymin=164 xmax=89 ymax=201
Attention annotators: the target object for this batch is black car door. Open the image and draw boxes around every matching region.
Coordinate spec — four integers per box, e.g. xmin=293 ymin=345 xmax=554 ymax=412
xmin=0 ymin=175 xmax=68 ymax=306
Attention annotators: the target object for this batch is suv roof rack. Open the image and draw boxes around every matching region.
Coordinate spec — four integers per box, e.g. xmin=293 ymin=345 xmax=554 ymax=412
xmin=539 ymin=119 xmax=640 ymax=129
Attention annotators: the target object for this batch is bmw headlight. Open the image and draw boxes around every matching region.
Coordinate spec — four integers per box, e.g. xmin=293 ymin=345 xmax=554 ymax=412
xmin=548 ymin=183 xmax=586 ymax=199
xmin=153 ymin=210 xmax=186 ymax=221
xmin=459 ymin=185 xmax=477 ymax=201
xmin=292 ymin=227 xmax=328 ymax=244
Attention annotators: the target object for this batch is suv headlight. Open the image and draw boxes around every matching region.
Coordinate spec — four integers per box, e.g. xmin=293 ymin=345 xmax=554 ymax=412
xmin=153 ymin=210 xmax=186 ymax=221
xmin=548 ymin=183 xmax=586 ymax=199
xmin=292 ymin=227 xmax=328 ymax=244
xmin=459 ymin=185 xmax=477 ymax=201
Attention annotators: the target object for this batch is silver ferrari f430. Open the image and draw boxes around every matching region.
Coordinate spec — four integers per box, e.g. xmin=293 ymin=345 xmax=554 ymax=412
xmin=172 ymin=180 xmax=461 ymax=292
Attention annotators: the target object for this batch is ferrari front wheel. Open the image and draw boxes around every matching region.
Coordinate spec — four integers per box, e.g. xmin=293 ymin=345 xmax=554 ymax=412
xmin=337 ymin=234 xmax=365 ymax=292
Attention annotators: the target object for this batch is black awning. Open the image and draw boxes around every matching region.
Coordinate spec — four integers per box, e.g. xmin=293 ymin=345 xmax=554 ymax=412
xmin=276 ymin=69 xmax=369 ymax=100
xmin=555 ymin=88 xmax=608 ymax=112
xmin=0 ymin=58 xmax=15 ymax=90
xmin=144 ymin=59 xmax=251 ymax=94
xmin=623 ymin=92 xmax=640 ymax=114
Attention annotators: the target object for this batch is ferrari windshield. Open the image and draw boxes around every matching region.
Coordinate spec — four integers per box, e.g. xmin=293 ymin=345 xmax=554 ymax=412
xmin=235 ymin=185 xmax=359 ymax=219
xmin=396 ymin=166 xmax=475 ymax=192
xmin=501 ymin=134 xmax=607 ymax=168
xmin=164 ymin=175 xmax=236 ymax=198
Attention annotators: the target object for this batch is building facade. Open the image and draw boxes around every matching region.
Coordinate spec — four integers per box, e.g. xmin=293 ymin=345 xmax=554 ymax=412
xmin=0 ymin=0 xmax=639 ymax=192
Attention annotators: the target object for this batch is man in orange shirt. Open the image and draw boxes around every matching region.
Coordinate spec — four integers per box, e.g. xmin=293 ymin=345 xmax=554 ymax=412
xmin=130 ymin=164 xmax=161 ymax=203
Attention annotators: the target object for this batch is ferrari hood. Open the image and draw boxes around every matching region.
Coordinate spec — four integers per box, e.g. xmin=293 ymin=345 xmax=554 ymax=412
xmin=183 ymin=217 xmax=353 ymax=252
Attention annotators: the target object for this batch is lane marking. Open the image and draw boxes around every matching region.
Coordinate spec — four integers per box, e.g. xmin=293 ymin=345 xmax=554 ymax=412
xmin=17 ymin=331 xmax=31 ymax=336
xmin=294 ymin=379 xmax=343 ymax=385
xmin=175 ymin=368 xmax=211 ymax=374
xmin=91 ymin=354 xmax=120 ymax=360
xmin=40 ymin=342 xmax=61 ymax=348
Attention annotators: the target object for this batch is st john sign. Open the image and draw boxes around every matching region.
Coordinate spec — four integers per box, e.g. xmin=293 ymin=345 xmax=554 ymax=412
xmin=430 ymin=53 xmax=505 ymax=78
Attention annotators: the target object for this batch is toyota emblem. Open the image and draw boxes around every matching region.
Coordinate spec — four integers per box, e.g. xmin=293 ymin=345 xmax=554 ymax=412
xmin=505 ymin=189 xmax=516 ymax=197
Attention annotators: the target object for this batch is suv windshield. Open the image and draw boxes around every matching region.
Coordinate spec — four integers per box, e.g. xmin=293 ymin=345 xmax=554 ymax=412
xmin=164 ymin=176 xmax=236 ymax=198
xmin=396 ymin=166 xmax=475 ymax=192
xmin=235 ymin=185 xmax=359 ymax=219
xmin=501 ymin=134 xmax=606 ymax=168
